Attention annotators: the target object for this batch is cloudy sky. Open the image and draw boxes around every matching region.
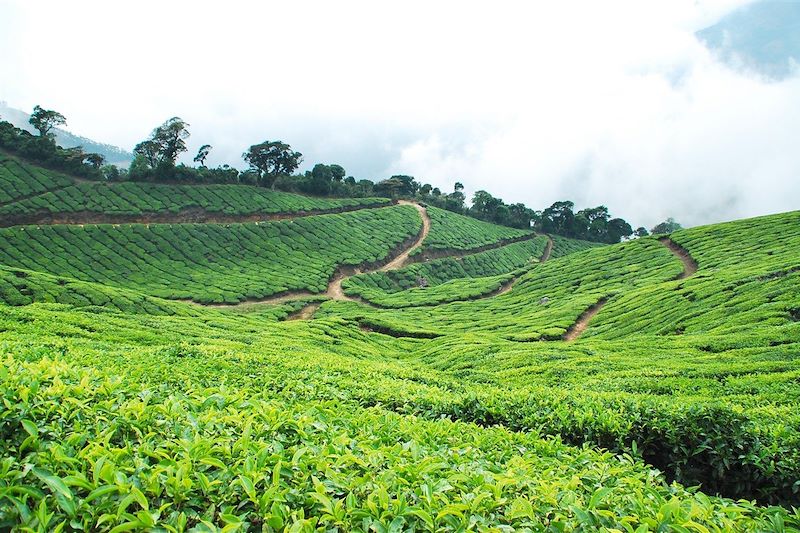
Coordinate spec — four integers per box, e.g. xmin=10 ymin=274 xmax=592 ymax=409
xmin=1 ymin=0 xmax=798 ymax=228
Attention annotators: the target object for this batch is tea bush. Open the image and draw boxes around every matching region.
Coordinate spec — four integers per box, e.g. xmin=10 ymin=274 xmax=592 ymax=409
xmin=415 ymin=206 xmax=533 ymax=254
xmin=0 ymin=180 xmax=389 ymax=221
xmin=0 ymin=153 xmax=73 ymax=205
xmin=0 ymin=205 xmax=421 ymax=303
xmin=1 ymin=307 xmax=799 ymax=529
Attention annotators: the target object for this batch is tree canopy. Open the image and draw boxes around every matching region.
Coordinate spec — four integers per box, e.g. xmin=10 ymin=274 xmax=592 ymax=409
xmin=0 ymin=118 xmax=104 ymax=180
xmin=8 ymin=107 xmax=648 ymax=239
xmin=537 ymin=201 xmax=633 ymax=243
xmin=242 ymin=141 xmax=302 ymax=189
xmin=133 ymin=117 xmax=190 ymax=175
xmin=29 ymin=105 xmax=66 ymax=137
xmin=374 ymin=175 xmax=418 ymax=197
xmin=193 ymin=144 xmax=212 ymax=167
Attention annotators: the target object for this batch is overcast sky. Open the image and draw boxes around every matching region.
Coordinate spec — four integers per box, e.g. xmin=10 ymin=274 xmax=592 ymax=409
xmin=1 ymin=0 xmax=798 ymax=228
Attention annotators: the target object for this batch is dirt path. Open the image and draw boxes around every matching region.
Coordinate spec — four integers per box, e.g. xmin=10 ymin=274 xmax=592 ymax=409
xmin=286 ymin=303 xmax=322 ymax=320
xmin=539 ymin=236 xmax=553 ymax=262
xmin=494 ymin=236 xmax=553 ymax=297
xmin=658 ymin=237 xmax=698 ymax=279
xmin=187 ymin=202 xmax=431 ymax=315
xmin=563 ymin=297 xmax=608 ymax=341
xmin=326 ymin=271 xmax=351 ymax=301
xmin=378 ymin=201 xmax=431 ymax=271
xmin=560 ymin=237 xmax=698 ymax=342
xmin=408 ymin=233 xmax=536 ymax=264
xmin=324 ymin=201 xmax=430 ymax=302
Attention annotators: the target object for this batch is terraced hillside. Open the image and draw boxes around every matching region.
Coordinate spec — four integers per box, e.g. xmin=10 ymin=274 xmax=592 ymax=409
xmin=0 ymin=206 xmax=422 ymax=304
xmin=1 ymin=157 xmax=799 ymax=531
xmin=0 ymin=181 xmax=391 ymax=225
xmin=0 ymin=154 xmax=390 ymax=226
xmin=412 ymin=205 xmax=534 ymax=257
xmin=0 ymin=153 xmax=73 ymax=205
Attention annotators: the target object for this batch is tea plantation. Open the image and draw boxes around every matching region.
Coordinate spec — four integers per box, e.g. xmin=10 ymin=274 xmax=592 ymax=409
xmin=1 ymin=158 xmax=799 ymax=531
xmin=0 ymin=206 xmax=422 ymax=304
xmin=0 ymin=181 xmax=391 ymax=225
xmin=0 ymin=153 xmax=393 ymax=226
xmin=0 ymin=153 xmax=73 ymax=205
xmin=413 ymin=206 xmax=534 ymax=256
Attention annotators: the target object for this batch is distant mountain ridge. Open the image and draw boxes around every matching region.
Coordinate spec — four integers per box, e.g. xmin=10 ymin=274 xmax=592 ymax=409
xmin=696 ymin=0 xmax=800 ymax=80
xmin=0 ymin=101 xmax=133 ymax=166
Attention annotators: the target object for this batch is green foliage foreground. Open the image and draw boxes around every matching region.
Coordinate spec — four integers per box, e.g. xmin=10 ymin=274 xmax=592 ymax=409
xmin=1 ymin=307 xmax=798 ymax=531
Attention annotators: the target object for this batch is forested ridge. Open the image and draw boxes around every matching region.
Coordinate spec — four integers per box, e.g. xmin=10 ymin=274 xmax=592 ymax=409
xmin=1 ymin=107 xmax=679 ymax=243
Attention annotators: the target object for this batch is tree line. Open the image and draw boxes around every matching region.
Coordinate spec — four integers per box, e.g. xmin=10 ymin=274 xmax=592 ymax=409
xmin=0 ymin=108 xmax=682 ymax=242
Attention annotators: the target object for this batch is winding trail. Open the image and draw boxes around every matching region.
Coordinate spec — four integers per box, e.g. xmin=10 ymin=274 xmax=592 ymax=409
xmin=562 ymin=298 xmax=608 ymax=341
xmin=344 ymin=233 xmax=553 ymax=307
xmin=494 ymin=235 xmax=553 ymax=297
xmin=561 ymin=236 xmax=699 ymax=342
xmin=379 ymin=201 xmax=431 ymax=271
xmin=188 ymin=201 xmax=431 ymax=315
xmin=286 ymin=303 xmax=322 ymax=321
xmin=324 ymin=201 xmax=430 ymax=303
xmin=659 ymin=237 xmax=698 ymax=279
xmin=540 ymin=236 xmax=553 ymax=262
xmin=185 ymin=206 xmax=547 ymax=319
xmin=407 ymin=233 xmax=537 ymax=264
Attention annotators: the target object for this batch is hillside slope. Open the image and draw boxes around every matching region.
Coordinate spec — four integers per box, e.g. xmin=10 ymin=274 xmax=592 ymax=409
xmin=0 ymin=153 xmax=392 ymax=226
xmin=1 ymin=156 xmax=799 ymax=529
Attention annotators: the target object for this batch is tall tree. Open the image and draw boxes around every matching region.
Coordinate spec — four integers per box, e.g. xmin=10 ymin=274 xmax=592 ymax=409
xmin=193 ymin=144 xmax=212 ymax=167
xmin=29 ymin=105 xmax=66 ymax=137
xmin=329 ymin=164 xmax=346 ymax=182
xmin=576 ymin=206 xmax=610 ymax=241
xmin=606 ymin=218 xmax=634 ymax=243
xmin=132 ymin=140 xmax=160 ymax=169
xmin=311 ymin=163 xmax=333 ymax=182
xmin=83 ymin=153 xmax=105 ymax=169
xmin=508 ymin=203 xmax=535 ymax=229
xmin=242 ymin=141 xmax=302 ymax=189
xmin=471 ymin=190 xmax=505 ymax=222
xmin=540 ymin=201 xmax=576 ymax=235
xmin=133 ymin=117 xmax=190 ymax=171
xmin=445 ymin=182 xmax=466 ymax=212
xmin=375 ymin=175 xmax=418 ymax=197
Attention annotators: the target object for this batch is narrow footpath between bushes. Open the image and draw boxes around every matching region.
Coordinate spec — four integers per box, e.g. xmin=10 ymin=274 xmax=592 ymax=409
xmin=484 ymin=235 xmax=553 ymax=298
xmin=561 ymin=235 xmax=700 ymax=342
xmin=325 ymin=201 xmax=431 ymax=301
xmin=562 ymin=298 xmax=608 ymax=341
xmin=189 ymin=205 xmax=551 ymax=318
xmin=189 ymin=201 xmax=430 ymax=313
xmin=658 ymin=237 xmax=699 ymax=279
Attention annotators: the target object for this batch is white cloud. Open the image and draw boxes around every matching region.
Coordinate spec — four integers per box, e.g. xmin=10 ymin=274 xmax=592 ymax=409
xmin=1 ymin=0 xmax=796 ymax=228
